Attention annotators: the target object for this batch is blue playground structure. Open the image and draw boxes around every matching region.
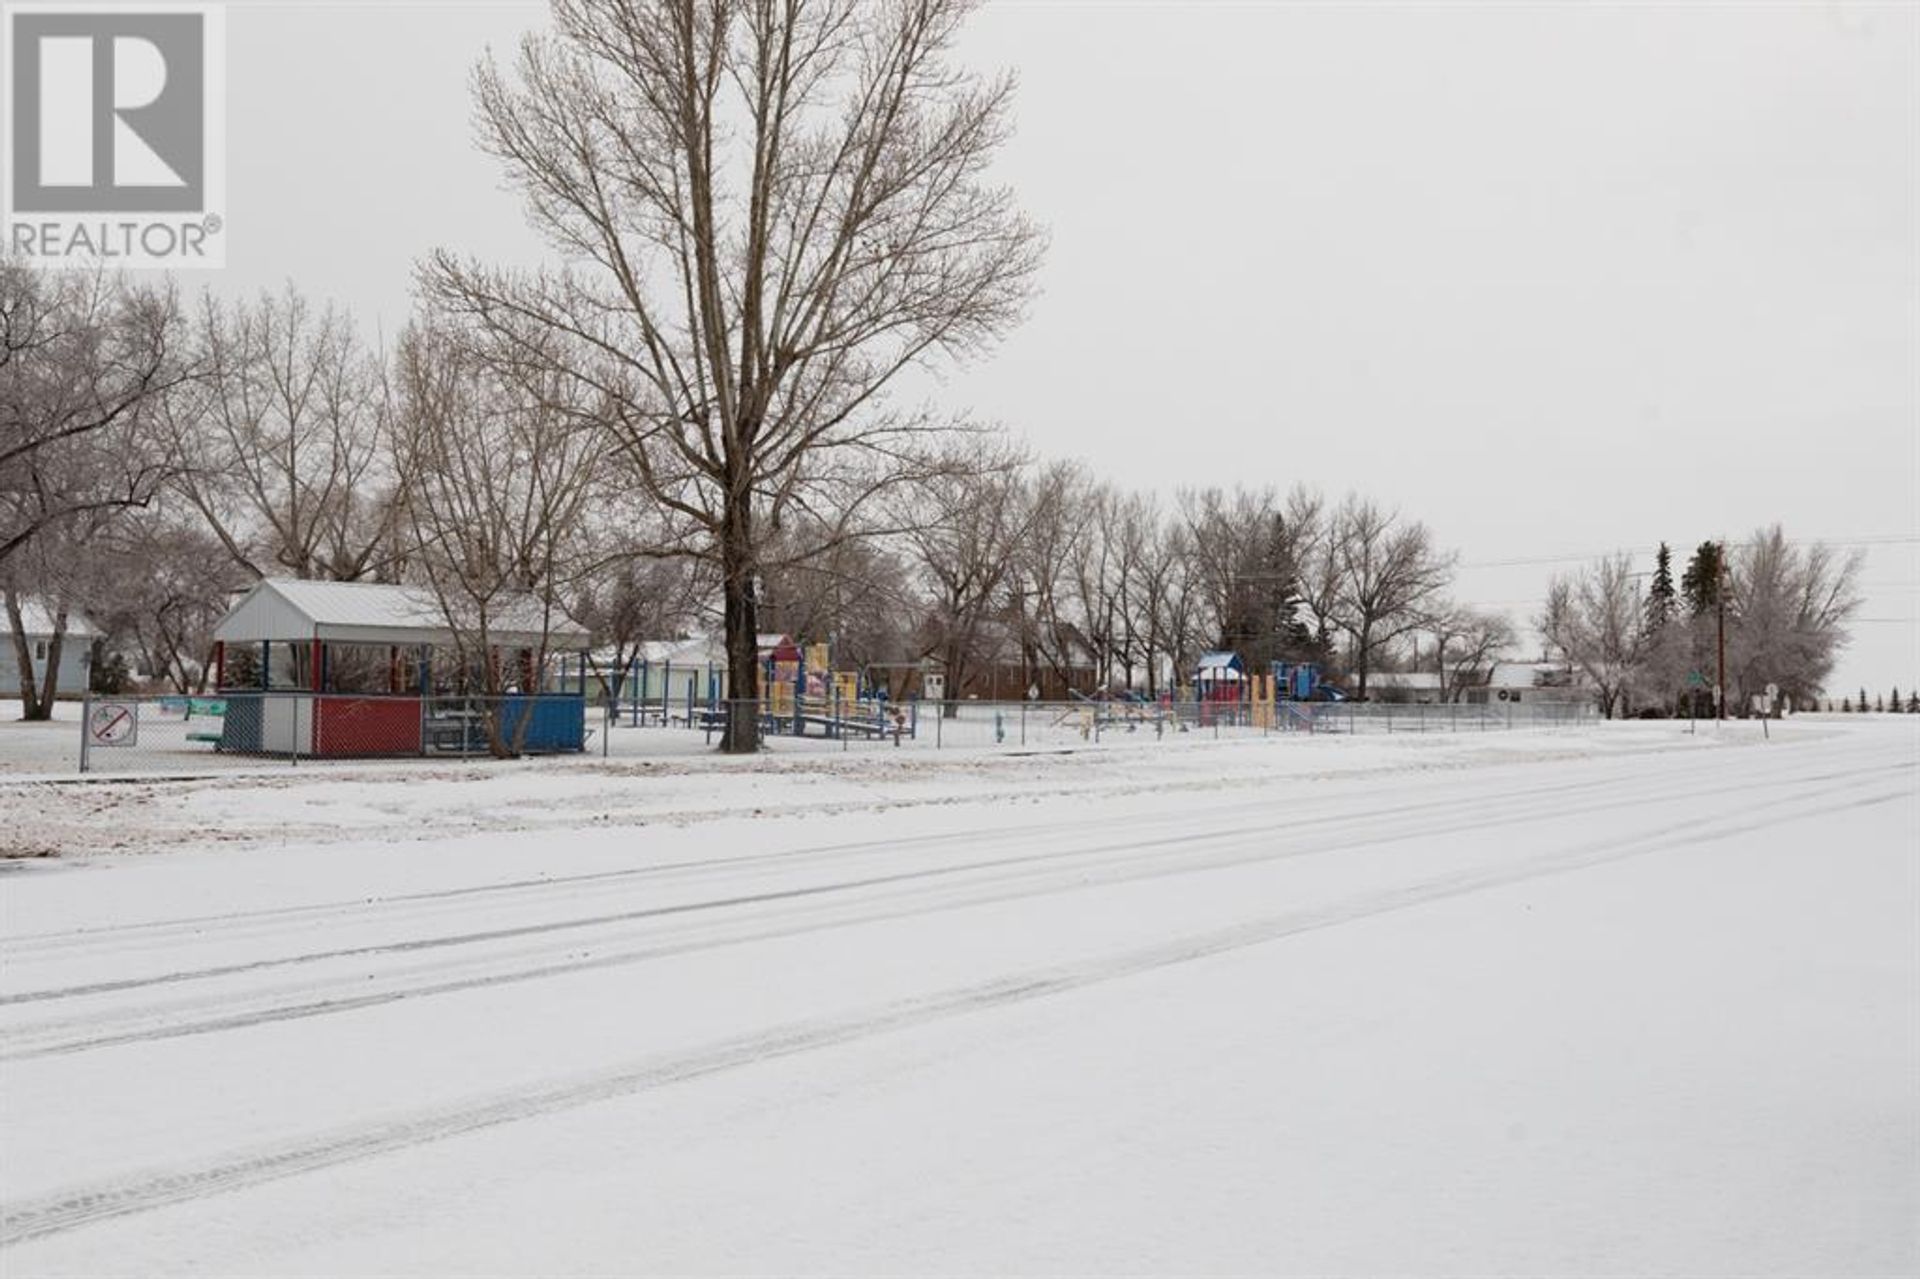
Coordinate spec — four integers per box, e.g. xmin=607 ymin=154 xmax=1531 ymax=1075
xmin=1272 ymin=661 xmax=1347 ymax=703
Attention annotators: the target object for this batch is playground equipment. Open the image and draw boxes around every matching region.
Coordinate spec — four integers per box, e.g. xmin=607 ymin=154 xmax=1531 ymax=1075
xmin=1185 ymin=653 xmax=1350 ymax=730
xmin=610 ymin=633 xmax=913 ymax=742
xmin=1272 ymin=661 xmax=1347 ymax=703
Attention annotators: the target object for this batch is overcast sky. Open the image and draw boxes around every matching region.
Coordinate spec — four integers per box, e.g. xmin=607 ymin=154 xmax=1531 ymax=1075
xmin=209 ymin=0 xmax=1917 ymax=694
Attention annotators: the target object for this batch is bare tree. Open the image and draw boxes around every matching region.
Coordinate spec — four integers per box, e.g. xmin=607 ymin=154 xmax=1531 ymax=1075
xmin=761 ymin=518 xmax=914 ymax=670
xmin=893 ymin=435 xmax=1031 ymax=708
xmin=1538 ymin=554 xmax=1643 ymax=719
xmin=422 ymin=0 xmax=1043 ymax=750
xmin=573 ymin=553 xmax=710 ymax=698
xmin=1726 ymin=525 xmax=1862 ymax=712
xmin=2 ymin=266 xmax=192 ymax=717
xmin=1 ymin=265 xmax=189 ymax=570
xmin=1327 ymin=495 xmax=1455 ymax=699
xmin=83 ymin=511 xmax=249 ymax=694
xmin=1006 ymin=459 xmax=1099 ymax=699
xmin=394 ymin=322 xmax=600 ymax=755
xmin=171 ymin=287 xmax=400 ymax=582
xmin=1424 ymin=603 xmax=1515 ymax=702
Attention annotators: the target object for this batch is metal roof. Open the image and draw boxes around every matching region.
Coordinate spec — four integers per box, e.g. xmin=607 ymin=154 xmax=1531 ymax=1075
xmin=214 ymin=579 xmax=590 ymax=648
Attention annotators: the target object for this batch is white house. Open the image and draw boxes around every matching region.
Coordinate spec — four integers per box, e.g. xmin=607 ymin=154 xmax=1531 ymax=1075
xmin=2 ymin=601 xmax=97 ymax=699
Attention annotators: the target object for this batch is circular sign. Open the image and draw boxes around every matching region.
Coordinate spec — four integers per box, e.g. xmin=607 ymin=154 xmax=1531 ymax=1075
xmin=87 ymin=702 xmax=139 ymax=748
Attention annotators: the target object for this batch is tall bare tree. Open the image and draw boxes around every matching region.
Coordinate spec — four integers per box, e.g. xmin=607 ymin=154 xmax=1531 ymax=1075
xmin=423 ymin=0 xmax=1043 ymax=750
xmin=3 ymin=266 xmax=192 ymax=716
xmin=395 ymin=323 xmax=601 ymax=755
xmin=1538 ymin=554 xmax=1644 ymax=719
xmin=172 ymin=287 xmax=400 ymax=582
xmin=894 ymin=435 xmax=1031 ymax=708
xmin=1327 ymin=495 xmax=1455 ymax=699
xmin=1725 ymin=525 xmax=1862 ymax=712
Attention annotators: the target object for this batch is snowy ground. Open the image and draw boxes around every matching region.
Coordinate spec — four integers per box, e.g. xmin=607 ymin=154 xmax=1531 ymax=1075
xmin=0 ymin=718 xmax=1914 ymax=1275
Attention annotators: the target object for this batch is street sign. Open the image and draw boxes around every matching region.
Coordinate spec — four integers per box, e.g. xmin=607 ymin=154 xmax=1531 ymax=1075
xmin=86 ymin=702 xmax=138 ymax=748
xmin=1685 ymin=671 xmax=1708 ymax=689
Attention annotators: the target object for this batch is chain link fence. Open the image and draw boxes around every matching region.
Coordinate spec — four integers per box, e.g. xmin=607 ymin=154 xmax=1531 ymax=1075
xmin=68 ymin=689 xmax=1594 ymax=775
xmin=648 ymin=696 xmax=1597 ymax=753
xmin=76 ymin=692 xmax=591 ymax=774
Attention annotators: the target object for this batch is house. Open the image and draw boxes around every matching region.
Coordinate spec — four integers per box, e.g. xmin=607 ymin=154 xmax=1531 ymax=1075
xmin=592 ymin=636 xmax=728 ymax=706
xmin=1458 ymin=660 xmax=1590 ymax=705
xmin=1370 ymin=661 xmax=1590 ymax=705
xmin=1 ymin=601 xmax=97 ymax=699
xmin=1365 ymin=671 xmax=1447 ymax=704
xmin=921 ymin=618 xmax=1098 ymax=702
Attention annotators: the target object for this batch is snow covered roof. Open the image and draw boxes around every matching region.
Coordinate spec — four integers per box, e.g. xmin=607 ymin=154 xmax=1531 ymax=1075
xmin=7 ymin=600 xmax=100 ymax=639
xmin=1369 ymin=672 xmax=1445 ymax=690
xmin=1485 ymin=661 xmax=1584 ymax=689
xmin=603 ymin=636 xmax=727 ymax=667
xmin=214 ymin=579 xmax=589 ymax=649
xmin=1196 ymin=651 xmax=1245 ymax=675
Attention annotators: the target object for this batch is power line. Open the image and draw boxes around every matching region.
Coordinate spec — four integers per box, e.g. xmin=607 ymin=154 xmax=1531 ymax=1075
xmin=1460 ymin=533 xmax=1920 ymax=571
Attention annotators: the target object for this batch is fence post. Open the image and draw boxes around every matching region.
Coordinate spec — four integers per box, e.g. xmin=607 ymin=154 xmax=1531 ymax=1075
xmin=935 ymin=702 xmax=942 ymax=749
xmin=79 ymin=689 xmax=92 ymax=775
xmin=1021 ymin=701 xmax=1028 ymax=746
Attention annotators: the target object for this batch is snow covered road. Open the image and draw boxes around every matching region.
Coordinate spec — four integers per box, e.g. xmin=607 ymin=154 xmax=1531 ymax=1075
xmin=1 ymin=721 xmax=1915 ymax=1275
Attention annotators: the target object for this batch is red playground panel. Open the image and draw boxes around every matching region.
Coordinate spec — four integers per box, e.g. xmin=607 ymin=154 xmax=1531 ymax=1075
xmin=313 ymin=697 xmax=423 ymax=756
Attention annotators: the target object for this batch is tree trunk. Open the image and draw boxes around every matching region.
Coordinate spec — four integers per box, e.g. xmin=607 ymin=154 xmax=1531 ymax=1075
xmin=4 ymin=587 xmax=47 ymax=721
xmin=36 ymin=605 xmax=68 ymax=719
xmin=720 ymin=496 xmax=761 ymax=754
xmin=1354 ymin=623 xmax=1373 ymax=700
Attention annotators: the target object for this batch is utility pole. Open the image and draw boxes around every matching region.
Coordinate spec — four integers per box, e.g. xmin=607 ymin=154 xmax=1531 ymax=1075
xmin=1715 ymin=540 xmax=1727 ymax=721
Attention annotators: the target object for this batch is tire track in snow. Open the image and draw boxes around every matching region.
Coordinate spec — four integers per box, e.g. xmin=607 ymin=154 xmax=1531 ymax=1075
xmin=0 ymin=748 xmax=1866 ymax=1006
xmin=1 ymin=778 xmax=1902 ymax=1249
xmin=2 ymin=758 xmax=1898 ymax=1059
xmin=0 ymin=733 xmax=1789 ymax=954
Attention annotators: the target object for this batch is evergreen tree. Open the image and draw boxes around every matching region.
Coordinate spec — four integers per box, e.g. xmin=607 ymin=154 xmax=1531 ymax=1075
xmin=1680 ymin=541 xmax=1724 ymax=616
xmin=1644 ymin=542 xmax=1677 ymax=633
xmin=1842 ymin=698 xmax=1853 ymax=713
xmin=1909 ymin=692 xmax=1918 ymax=713
xmin=1861 ymin=687 xmax=1870 ymax=713
xmin=1893 ymin=686 xmax=1904 ymax=713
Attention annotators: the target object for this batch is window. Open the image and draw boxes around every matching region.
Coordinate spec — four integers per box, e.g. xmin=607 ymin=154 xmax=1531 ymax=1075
xmin=33 ymin=641 xmax=47 ymax=661
xmin=268 ymin=642 xmax=314 ymax=691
